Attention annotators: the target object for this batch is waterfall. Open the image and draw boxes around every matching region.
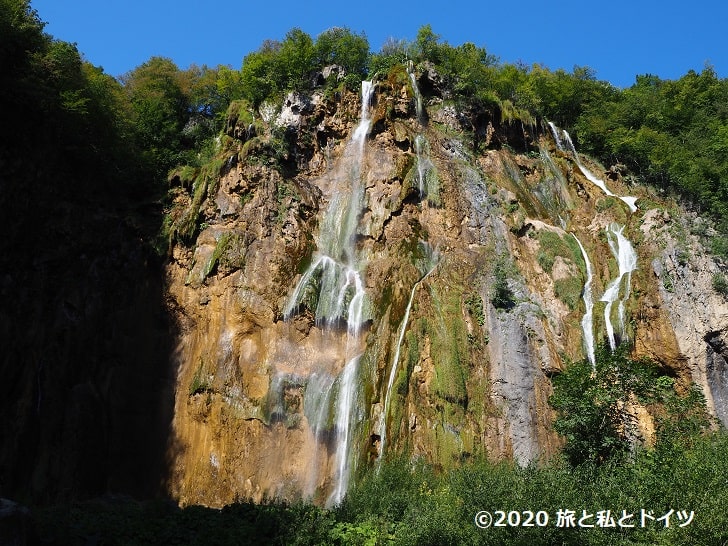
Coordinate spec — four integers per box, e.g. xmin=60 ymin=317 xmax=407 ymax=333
xmin=548 ymin=121 xmax=564 ymax=151
xmin=407 ymin=61 xmax=424 ymax=124
xmin=573 ymin=234 xmax=596 ymax=368
xmin=549 ymin=123 xmax=638 ymax=213
xmin=329 ymin=353 xmax=359 ymax=504
xmin=378 ymin=243 xmax=439 ymax=461
xmin=406 ymin=63 xmax=437 ymax=201
xmin=414 ymin=135 xmax=435 ymax=198
xmin=600 ymin=223 xmax=638 ymax=350
xmin=284 ymin=81 xmax=374 ymax=506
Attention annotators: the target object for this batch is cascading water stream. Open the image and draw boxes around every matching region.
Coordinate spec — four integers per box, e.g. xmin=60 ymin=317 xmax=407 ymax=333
xmin=378 ymin=243 xmax=439 ymax=461
xmin=573 ymin=234 xmax=596 ymax=368
xmin=548 ymin=121 xmax=564 ymax=151
xmin=600 ymin=223 xmax=638 ymax=350
xmin=549 ymin=122 xmax=638 ymax=213
xmin=283 ymin=81 xmax=374 ymax=506
xmin=561 ymin=130 xmax=638 ymax=213
xmin=406 ymin=63 xmax=436 ymax=200
xmin=414 ymin=135 xmax=433 ymax=198
xmin=407 ymin=61 xmax=425 ymax=125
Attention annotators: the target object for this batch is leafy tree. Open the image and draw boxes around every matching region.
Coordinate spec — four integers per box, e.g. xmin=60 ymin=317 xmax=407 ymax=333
xmin=369 ymin=36 xmax=410 ymax=76
xmin=314 ymin=27 xmax=369 ymax=77
xmin=412 ymin=24 xmax=442 ymax=64
xmin=550 ymin=344 xmax=710 ymax=467
xmin=121 ymin=56 xmax=190 ymax=175
xmin=277 ymin=28 xmax=316 ymax=91
xmin=240 ymin=39 xmax=282 ymax=107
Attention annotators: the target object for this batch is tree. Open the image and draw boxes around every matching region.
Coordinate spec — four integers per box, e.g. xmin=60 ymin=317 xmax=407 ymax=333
xmin=121 ymin=57 xmax=190 ymax=175
xmin=277 ymin=28 xmax=315 ymax=91
xmin=240 ymin=40 xmax=282 ymax=107
xmin=314 ymin=27 xmax=369 ymax=77
xmin=549 ymin=344 xmax=710 ymax=467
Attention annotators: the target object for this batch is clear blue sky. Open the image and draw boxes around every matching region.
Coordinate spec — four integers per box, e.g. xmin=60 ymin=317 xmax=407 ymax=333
xmin=31 ymin=0 xmax=727 ymax=89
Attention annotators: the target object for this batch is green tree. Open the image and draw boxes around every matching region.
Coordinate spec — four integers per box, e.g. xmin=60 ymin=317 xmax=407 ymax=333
xmin=277 ymin=28 xmax=316 ymax=91
xmin=121 ymin=56 xmax=190 ymax=175
xmin=550 ymin=344 xmax=710 ymax=467
xmin=240 ymin=39 xmax=282 ymax=107
xmin=314 ymin=27 xmax=369 ymax=77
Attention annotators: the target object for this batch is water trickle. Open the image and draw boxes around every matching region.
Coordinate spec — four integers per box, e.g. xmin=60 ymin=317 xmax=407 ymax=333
xmin=573 ymin=234 xmax=596 ymax=367
xmin=549 ymin=122 xmax=638 ymax=213
xmin=378 ymin=243 xmax=439 ymax=461
xmin=406 ymin=64 xmax=438 ymax=202
xmin=414 ymin=135 xmax=435 ymax=198
xmin=600 ymin=223 xmax=638 ymax=350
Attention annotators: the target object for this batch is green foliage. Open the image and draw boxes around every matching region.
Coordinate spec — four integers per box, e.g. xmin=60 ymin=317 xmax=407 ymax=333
xmin=491 ymin=257 xmax=516 ymax=311
xmin=464 ymin=292 xmax=485 ymax=326
xmin=554 ymin=276 xmax=583 ymax=311
xmin=712 ymin=272 xmax=728 ymax=297
xmin=239 ymin=27 xmax=370 ymax=108
xmin=369 ymin=37 xmax=409 ymax=77
xmin=33 ymin=431 xmax=728 ymax=545
xmin=575 ymin=67 xmax=728 ymax=234
xmin=240 ymin=40 xmax=283 ymax=107
xmin=537 ymin=231 xmax=582 ymax=273
xmin=314 ymin=27 xmax=369 ymax=77
xmin=121 ymin=56 xmax=190 ymax=175
xmin=550 ymin=344 xmax=711 ymax=467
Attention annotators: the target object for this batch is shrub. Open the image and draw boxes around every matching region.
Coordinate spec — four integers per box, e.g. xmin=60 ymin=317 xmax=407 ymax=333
xmin=712 ymin=272 xmax=728 ymax=297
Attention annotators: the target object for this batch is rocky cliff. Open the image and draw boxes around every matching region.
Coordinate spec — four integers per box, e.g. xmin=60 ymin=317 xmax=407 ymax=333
xmin=163 ymin=65 xmax=728 ymax=507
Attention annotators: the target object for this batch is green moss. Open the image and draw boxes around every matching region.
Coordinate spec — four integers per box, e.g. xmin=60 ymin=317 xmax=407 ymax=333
xmin=226 ymin=99 xmax=255 ymax=129
xmin=595 ymin=196 xmax=619 ymax=212
xmin=535 ymin=230 xmax=585 ymax=283
xmin=428 ymin=285 xmax=469 ymax=405
xmin=554 ymin=277 xmax=583 ymax=311
xmin=189 ymin=359 xmax=213 ymax=396
xmin=202 ymin=233 xmax=231 ymax=279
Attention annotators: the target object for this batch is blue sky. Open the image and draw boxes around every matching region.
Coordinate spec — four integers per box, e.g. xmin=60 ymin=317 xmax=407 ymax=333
xmin=32 ymin=0 xmax=726 ymax=89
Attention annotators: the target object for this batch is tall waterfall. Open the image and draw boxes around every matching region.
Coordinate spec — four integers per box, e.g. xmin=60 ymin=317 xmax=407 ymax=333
xmin=378 ymin=243 xmax=439 ymax=461
xmin=600 ymin=223 xmax=638 ymax=350
xmin=284 ymin=81 xmax=374 ymax=506
xmin=573 ymin=234 xmax=596 ymax=368
xmin=551 ymin=123 xmax=639 ymax=356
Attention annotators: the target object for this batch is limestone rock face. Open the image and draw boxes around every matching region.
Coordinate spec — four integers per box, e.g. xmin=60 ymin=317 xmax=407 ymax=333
xmin=164 ymin=76 xmax=728 ymax=507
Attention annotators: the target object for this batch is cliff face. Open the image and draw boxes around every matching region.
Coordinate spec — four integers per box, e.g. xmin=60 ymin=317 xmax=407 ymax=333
xmin=164 ymin=67 xmax=728 ymax=506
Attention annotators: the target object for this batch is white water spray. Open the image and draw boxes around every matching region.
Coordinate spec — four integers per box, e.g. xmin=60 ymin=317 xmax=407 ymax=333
xmin=284 ymin=82 xmax=374 ymax=506
xmin=573 ymin=234 xmax=596 ymax=367
xmin=407 ymin=62 xmax=425 ymax=125
xmin=600 ymin=223 xmax=638 ymax=350
xmin=548 ymin=121 xmax=564 ymax=150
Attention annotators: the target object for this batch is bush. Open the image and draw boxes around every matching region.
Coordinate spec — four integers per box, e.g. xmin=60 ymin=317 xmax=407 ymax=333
xmin=549 ymin=344 xmax=710 ymax=467
xmin=712 ymin=272 xmax=728 ymax=297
